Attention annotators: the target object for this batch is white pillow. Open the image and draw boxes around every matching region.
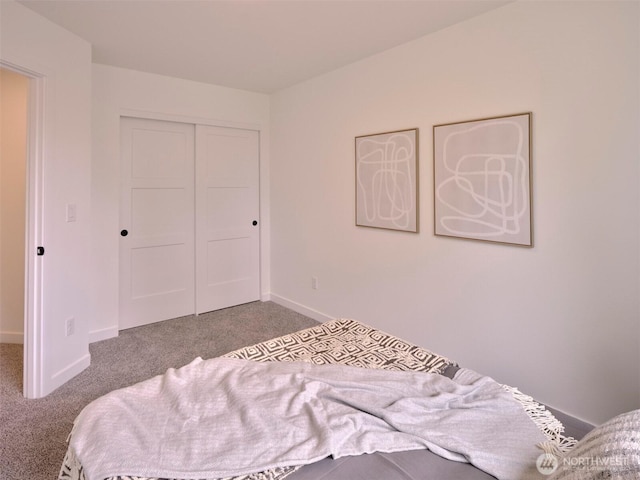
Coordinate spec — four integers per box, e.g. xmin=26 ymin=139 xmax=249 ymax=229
xmin=546 ymin=409 xmax=640 ymax=479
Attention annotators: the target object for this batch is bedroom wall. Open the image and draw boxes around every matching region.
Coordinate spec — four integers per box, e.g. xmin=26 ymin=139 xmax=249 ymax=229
xmin=90 ymin=65 xmax=270 ymax=342
xmin=0 ymin=0 xmax=92 ymax=395
xmin=269 ymin=1 xmax=640 ymax=424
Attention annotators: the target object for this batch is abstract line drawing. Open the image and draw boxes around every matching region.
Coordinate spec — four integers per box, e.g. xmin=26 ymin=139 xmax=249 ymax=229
xmin=355 ymin=128 xmax=418 ymax=232
xmin=433 ymin=113 xmax=532 ymax=246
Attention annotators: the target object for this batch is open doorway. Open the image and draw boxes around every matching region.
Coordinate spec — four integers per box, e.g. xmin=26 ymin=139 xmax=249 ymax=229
xmin=0 ymin=67 xmax=29 ymax=393
xmin=0 ymin=68 xmax=28 ymax=343
xmin=0 ymin=63 xmax=45 ymax=399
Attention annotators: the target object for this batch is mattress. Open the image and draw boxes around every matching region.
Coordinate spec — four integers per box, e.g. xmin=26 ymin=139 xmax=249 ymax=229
xmin=59 ymin=318 xmax=591 ymax=480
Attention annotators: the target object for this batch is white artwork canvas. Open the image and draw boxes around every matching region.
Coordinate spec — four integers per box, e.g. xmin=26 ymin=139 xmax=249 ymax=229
xmin=355 ymin=129 xmax=418 ymax=232
xmin=433 ymin=113 xmax=532 ymax=246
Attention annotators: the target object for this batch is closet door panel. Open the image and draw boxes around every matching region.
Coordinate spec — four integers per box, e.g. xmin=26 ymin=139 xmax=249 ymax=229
xmin=120 ymin=118 xmax=195 ymax=329
xmin=196 ymin=126 xmax=260 ymax=314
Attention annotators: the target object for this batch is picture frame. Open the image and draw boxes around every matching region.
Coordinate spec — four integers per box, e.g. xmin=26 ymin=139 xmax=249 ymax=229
xmin=355 ymin=128 xmax=418 ymax=233
xmin=433 ymin=113 xmax=532 ymax=246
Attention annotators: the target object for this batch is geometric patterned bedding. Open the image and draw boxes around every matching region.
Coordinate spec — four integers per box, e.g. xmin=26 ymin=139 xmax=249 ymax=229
xmin=59 ymin=318 xmax=457 ymax=480
xmin=224 ymin=318 xmax=455 ymax=374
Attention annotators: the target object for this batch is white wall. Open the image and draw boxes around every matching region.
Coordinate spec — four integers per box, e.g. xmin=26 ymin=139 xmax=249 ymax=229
xmin=0 ymin=0 xmax=92 ymax=395
xmin=90 ymin=65 xmax=270 ymax=341
xmin=0 ymin=68 xmax=28 ymax=344
xmin=270 ymin=1 xmax=640 ymax=425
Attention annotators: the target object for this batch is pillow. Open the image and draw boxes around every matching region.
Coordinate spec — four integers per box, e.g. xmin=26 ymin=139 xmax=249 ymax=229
xmin=545 ymin=409 xmax=640 ymax=479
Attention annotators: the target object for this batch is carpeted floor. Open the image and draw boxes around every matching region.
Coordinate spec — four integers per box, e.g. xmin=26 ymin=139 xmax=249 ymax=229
xmin=0 ymin=301 xmax=318 ymax=480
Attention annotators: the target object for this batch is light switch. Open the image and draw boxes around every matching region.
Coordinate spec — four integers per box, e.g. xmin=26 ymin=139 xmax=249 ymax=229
xmin=66 ymin=204 xmax=77 ymax=223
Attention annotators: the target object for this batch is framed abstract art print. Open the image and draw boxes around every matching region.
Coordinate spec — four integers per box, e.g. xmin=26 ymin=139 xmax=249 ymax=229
xmin=433 ymin=113 xmax=532 ymax=246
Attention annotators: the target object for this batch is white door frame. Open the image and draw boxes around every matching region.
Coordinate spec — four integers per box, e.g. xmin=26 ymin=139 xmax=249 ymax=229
xmin=1 ymin=60 xmax=45 ymax=398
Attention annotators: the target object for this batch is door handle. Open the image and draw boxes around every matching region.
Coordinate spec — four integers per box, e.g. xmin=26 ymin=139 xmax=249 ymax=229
xmin=120 ymin=229 xmax=128 ymax=237
xmin=37 ymin=246 xmax=45 ymax=256
xmin=252 ymin=220 xmax=258 ymax=226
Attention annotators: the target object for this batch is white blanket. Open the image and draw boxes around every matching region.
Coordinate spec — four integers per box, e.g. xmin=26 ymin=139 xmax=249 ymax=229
xmin=68 ymin=357 xmax=547 ymax=480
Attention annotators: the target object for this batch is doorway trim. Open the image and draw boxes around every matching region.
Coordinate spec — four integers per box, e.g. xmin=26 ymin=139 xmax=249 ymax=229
xmin=1 ymin=60 xmax=45 ymax=399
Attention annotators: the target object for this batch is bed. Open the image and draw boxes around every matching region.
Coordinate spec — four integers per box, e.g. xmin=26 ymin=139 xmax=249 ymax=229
xmin=59 ymin=318 xmax=597 ymax=480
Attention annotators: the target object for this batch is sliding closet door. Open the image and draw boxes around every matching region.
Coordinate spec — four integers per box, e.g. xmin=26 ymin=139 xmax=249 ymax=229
xmin=119 ymin=118 xmax=195 ymax=329
xmin=195 ymin=125 xmax=260 ymax=314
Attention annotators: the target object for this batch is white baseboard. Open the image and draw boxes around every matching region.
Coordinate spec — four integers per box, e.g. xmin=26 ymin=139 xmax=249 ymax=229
xmin=0 ymin=331 xmax=24 ymax=344
xmin=50 ymin=352 xmax=91 ymax=388
xmin=2 ymin=327 xmax=119 ymax=346
xmin=267 ymin=293 xmax=334 ymax=323
xmin=89 ymin=325 xmax=119 ymax=344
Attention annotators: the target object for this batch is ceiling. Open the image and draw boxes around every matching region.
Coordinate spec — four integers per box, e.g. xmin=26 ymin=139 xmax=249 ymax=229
xmin=17 ymin=0 xmax=511 ymax=93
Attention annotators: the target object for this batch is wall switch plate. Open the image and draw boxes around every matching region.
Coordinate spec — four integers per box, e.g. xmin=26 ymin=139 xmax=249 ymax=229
xmin=65 ymin=317 xmax=75 ymax=336
xmin=311 ymin=277 xmax=319 ymax=290
xmin=66 ymin=204 xmax=77 ymax=222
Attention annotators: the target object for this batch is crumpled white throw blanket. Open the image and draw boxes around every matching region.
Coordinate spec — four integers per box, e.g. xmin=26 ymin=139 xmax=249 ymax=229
xmin=67 ymin=357 xmax=547 ymax=480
